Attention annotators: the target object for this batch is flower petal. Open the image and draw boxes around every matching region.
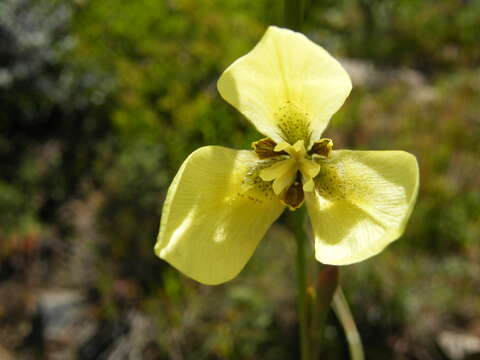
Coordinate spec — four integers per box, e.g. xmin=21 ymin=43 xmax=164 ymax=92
xmin=155 ymin=146 xmax=285 ymax=285
xmin=259 ymin=158 xmax=294 ymax=181
xmin=306 ymin=150 xmax=419 ymax=265
xmin=217 ymin=26 xmax=352 ymax=145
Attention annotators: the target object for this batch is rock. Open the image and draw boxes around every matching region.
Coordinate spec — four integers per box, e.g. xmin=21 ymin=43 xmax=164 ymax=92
xmin=37 ymin=289 xmax=96 ymax=360
xmin=438 ymin=331 xmax=480 ymax=360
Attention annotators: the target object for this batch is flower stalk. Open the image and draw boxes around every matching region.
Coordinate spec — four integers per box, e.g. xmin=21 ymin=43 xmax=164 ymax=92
xmin=290 ymin=207 xmax=310 ymax=360
xmin=283 ymin=1 xmax=334 ymax=359
xmin=283 ymin=3 xmax=309 ymax=354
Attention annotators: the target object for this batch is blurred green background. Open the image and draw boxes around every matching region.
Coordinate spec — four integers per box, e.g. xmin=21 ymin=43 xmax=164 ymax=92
xmin=1 ymin=0 xmax=479 ymax=359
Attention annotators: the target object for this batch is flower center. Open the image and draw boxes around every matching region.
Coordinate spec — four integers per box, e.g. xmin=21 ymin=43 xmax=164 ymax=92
xmin=259 ymin=140 xmax=320 ymax=196
xmin=250 ymin=137 xmax=334 ymax=210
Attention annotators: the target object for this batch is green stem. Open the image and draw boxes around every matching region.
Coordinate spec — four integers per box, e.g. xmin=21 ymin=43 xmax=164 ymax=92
xmin=283 ymin=2 xmax=308 ymax=355
xmin=291 ymin=207 xmax=310 ymax=360
xmin=332 ymin=287 xmax=365 ymax=360
xmin=284 ymin=0 xmax=306 ymax=31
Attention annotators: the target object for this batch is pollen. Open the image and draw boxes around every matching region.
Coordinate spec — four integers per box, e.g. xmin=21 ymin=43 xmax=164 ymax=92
xmin=275 ymin=101 xmax=311 ymax=146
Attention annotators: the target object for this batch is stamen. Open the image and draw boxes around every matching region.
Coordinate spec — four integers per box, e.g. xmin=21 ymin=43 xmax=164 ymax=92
xmin=252 ymin=137 xmax=287 ymax=159
xmin=310 ymin=138 xmax=333 ymax=157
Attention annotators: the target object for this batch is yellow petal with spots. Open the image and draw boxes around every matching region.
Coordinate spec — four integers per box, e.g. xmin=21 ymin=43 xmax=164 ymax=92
xmin=217 ymin=26 xmax=352 ymax=145
xmin=306 ymin=150 xmax=419 ymax=265
xmin=155 ymin=146 xmax=285 ymax=285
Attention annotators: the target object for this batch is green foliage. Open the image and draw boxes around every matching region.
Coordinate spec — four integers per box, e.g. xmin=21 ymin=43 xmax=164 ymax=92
xmin=0 ymin=0 xmax=114 ymax=239
xmin=310 ymin=0 xmax=480 ymax=70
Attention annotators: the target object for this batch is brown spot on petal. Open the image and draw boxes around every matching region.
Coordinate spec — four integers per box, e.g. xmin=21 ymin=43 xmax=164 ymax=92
xmin=252 ymin=137 xmax=287 ymax=159
xmin=281 ymin=173 xmax=305 ymax=210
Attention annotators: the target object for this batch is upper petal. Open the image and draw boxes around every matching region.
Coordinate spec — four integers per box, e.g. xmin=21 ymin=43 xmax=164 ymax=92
xmin=217 ymin=26 xmax=352 ymax=145
xmin=306 ymin=150 xmax=419 ymax=265
xmin=155 ymin=146 xmax=285 ymax=285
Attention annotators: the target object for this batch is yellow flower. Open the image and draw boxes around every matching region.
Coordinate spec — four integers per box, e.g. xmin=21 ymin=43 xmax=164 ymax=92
xmin=154 ymin=26 xmax=419 ymax=285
